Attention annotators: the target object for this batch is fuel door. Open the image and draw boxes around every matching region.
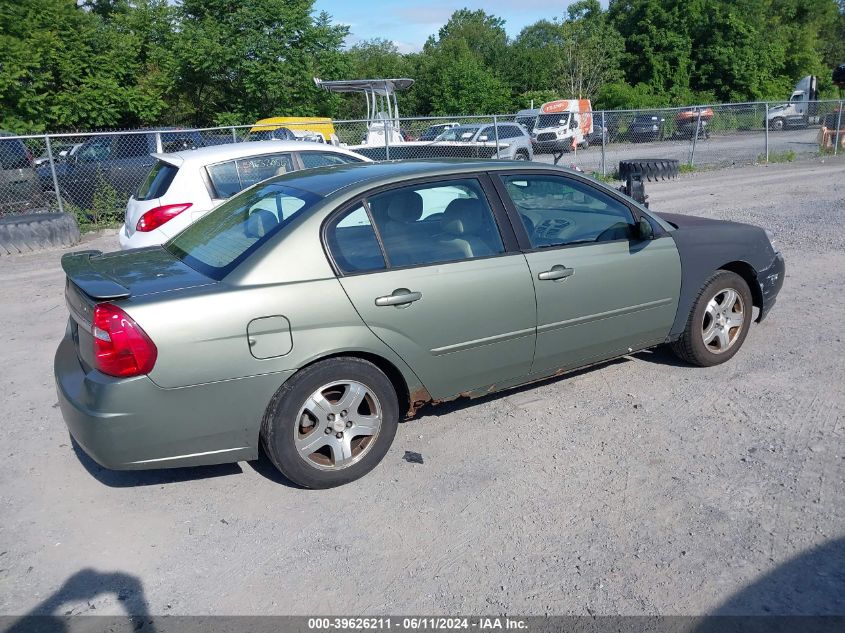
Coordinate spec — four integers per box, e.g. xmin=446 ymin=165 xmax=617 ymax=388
xmin=247 ymin=316 xmax=292 ymax=359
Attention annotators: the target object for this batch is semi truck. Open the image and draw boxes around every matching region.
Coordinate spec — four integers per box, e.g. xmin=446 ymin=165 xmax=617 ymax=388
xmin=765 ymin=75 xmax=819 ymax=131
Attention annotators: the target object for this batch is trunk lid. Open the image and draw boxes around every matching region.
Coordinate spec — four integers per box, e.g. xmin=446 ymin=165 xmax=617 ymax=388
xmin=62 ymin=247 xmax=215 ymax=372
xmin=62 ymin=247 xmax=215 ymax=301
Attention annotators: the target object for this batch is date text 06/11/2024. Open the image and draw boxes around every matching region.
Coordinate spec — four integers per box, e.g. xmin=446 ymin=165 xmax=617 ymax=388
xmin=307 ymin=617 xmax=528 ymax=631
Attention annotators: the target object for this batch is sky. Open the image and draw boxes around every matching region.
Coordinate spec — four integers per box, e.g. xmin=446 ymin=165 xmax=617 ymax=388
xmin=313 ymin=0 xmax=603 ymax=53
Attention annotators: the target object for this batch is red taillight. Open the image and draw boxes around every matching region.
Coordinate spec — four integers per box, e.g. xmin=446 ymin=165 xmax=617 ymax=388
xmin=92 ymin=303 xmax=157 ymax=377
xmin=136 ymin=203 xmax=192 ymax=232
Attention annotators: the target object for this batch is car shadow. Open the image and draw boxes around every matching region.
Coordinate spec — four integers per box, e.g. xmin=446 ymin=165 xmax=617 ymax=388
xmin=71 ymin=437 xmax=242 ymax=488
xmin=245 ymin=447 xmax=305 ymax=489
xmin=692 ymin=536 xmax=845 ymax=632
xmin=3 ymin=568 xmax=156 ymax=632
xmin=630 ymin=345 xmax=694 ymax=368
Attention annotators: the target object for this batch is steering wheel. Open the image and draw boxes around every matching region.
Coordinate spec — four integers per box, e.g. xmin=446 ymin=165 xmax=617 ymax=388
xmin=595 ymin=222 xmax=632 ymax=242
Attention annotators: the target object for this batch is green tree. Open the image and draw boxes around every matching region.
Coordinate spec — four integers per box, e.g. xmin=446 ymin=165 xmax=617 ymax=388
xmin=175 ymin=0 xmax=349 ymax=125
xmin=0 ymin=0 xmax=173 ymax=131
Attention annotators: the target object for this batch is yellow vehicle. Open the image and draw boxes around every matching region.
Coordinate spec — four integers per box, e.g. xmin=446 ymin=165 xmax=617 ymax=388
xmin=249 ymin=117 xmax=338 ymax=144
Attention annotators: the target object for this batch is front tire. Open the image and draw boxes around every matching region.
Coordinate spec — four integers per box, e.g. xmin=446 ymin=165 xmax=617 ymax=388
xmin=671 ymin=271 xmax=753 ymax=367
xmin=261 ymin=357 xmax=399 ymax=488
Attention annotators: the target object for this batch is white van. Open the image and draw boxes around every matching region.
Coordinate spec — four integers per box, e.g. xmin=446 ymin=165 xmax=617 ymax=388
xmin=517 ymin=99 xmax=594 ymax=153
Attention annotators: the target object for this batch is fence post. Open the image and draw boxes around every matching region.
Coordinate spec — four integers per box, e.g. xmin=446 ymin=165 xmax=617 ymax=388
xmin=689 ymin=109 xmax=702 ymax=167
xmin=384 ymin=120 xmax=390 ymax=161
xmin=493 ymin=114 xmax=500 ymax=159
xmin=230 ymin=126 xmax=237 ymax=143
xmin=764 ymin=103 xmax=770 ymax=162
xmin=601 ymin=111 xmax=607 ymax=176
xmin=835 ymin=102 xmax=843 ymax=157
xmin=44 ymin=134 xmax=64 ymax=214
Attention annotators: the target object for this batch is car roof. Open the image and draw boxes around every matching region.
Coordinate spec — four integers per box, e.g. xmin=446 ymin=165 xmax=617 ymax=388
xmin=264 ymin=159 xmax=562 ymax=197
xmin=153 ymin=141 xmax=366 ymax=166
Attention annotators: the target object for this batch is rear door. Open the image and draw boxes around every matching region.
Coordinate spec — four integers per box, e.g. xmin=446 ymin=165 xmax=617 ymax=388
xmin=326 ymin=175 xmax=536 ymax=400
xmin=493 ymin=171 xmax=681 ymax=376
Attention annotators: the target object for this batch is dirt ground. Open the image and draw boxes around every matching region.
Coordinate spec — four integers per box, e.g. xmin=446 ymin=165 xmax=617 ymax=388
xmin=0 ymin=158 xmax=843 ymax=618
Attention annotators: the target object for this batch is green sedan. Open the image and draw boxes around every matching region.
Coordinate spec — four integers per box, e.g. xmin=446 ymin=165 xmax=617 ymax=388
xmin=55 ymin=160 xmax=785 ymax=488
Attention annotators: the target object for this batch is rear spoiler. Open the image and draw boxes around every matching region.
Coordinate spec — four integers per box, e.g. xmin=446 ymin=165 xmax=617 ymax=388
xmin=61 ymin=250 xmax=130 ymax=300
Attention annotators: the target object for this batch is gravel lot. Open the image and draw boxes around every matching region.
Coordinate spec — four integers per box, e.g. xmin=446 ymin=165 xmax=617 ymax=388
xmin=0 ymin=158 xmax=843 ymax=618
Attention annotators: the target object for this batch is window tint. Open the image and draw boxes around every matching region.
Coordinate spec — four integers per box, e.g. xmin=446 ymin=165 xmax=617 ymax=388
xmin=498 ymin=126 xmax=518 ymax=139
xmin=300 ymin=151 xmax=362 ymax=169
xmin=166 ymin=183 xmax=319 ymax=280
xmin=136 ymin=161 xmax=178 ymax=200
xmin=367 ymin=178 xmax=504 ymax=267
xmin=0 ymin=139 xmax=30 ymax=169
xmin=326 ymin=205 xmax=386 ymax=274
xmin=160 ymin=132 xmax=202 ymax=153
xmin=502 ymin=175 xmax=634 ymax=247
xmin=206 ymin=153 xmax=294 ymax=199
xmin=77 ymin=138 xmax=111 ymax=163
xmin=112 ymin=135 xmax=148 ymax=159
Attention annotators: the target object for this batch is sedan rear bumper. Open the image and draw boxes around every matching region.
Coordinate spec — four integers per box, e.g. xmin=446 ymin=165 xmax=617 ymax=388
xmin=54 ymin=330 xmax=288 ymax=470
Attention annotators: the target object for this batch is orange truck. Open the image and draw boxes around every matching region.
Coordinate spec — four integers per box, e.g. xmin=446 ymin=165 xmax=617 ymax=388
xmin=516 ymin=99 xmax=593 ymax=153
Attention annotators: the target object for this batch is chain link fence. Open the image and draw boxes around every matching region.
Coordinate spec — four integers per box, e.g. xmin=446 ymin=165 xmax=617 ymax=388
xmin=1 ymin=100 xmax=843 ymax=224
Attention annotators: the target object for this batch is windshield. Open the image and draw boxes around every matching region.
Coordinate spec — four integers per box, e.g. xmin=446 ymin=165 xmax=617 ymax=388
xmin=537 ymin=113 xmax=569 ymax=129
xmin=435 ymin=126 xmax=480 ymax=141
xmin=166 ymin=183 xmax=321 ymax=280
xmin=515 ymin=116 xmax=536 ymax=133
xmin=632 ymin=114 xmax=660 ymax=123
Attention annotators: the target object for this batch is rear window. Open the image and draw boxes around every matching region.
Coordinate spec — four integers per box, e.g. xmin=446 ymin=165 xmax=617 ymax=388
xmin=136 ymin=161 xmax=178 ymax=201
xmin=0 ymin=138 xmax=30 ymax=170
xmin=165 ymin=183 xmax=320 ymax=280
xmin=300 ymin=151 xmax=363 ymax=169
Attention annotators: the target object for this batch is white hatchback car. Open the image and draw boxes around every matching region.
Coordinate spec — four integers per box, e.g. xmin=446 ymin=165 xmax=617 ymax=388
xmin=119 ymin=141 xmax=370 ymax=249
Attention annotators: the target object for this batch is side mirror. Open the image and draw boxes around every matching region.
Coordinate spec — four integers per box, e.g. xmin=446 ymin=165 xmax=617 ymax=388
xmin=477 ymin=135 xmax=488 ymax=142
xmin=570 ymin=119 xmax=578 ymax=129
xmin=637 ymin=217 xmax=654 ymax=240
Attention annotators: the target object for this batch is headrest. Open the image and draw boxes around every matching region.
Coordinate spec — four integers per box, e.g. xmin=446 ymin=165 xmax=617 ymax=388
xmin=245 ymin=209 xmax=278 ymax=238
xmin=441 ymin=198 xmax=486 ymax=235
xmin=385 ymin=191 xmax=423 ymax=223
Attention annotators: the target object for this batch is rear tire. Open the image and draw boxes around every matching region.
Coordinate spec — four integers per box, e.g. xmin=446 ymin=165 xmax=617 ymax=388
xmin=671 ymin=270 xmax=753 ymax=367
xmin=261 ymin=357 xmax=399 ymax=489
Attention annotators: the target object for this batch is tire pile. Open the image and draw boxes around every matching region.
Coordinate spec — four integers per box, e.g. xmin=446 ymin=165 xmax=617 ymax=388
xmin=0 ymin=213 xmax=81 ymax=255
xmin=619 ymin=159 xmax=680 ymax=182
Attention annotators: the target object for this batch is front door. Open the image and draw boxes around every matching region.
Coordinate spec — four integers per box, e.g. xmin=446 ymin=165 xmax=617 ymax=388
xmin=495 ymin=172 xmax=681 ymax=376
xmin=326 ymin=177 xmax=536 ymax=400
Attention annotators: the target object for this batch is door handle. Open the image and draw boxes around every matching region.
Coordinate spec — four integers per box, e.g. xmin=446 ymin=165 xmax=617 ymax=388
xmin=375 ymin=289 xmax=422 ymax=307
xmin=537 ymin=265 xmax=574 ymax=281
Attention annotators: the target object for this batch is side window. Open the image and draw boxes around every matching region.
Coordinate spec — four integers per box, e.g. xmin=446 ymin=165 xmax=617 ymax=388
xmin=112 ymin=135 xmax=148 ymax=160
xmin=502 ymin=174 xmax=635 ymax=247
xmin=478 ymin=127 xmax=493 ymax=140
xmin=206 ymin=153 xmax=294 ymax=199
xmin=367 ymin=178 xmax=504 ymax=267
xmin=326 ymin=205 xmax=386 ymax=274
xmin=236 ymin=153 xmax=294 ymax=189
xmin=498 ymin=126 xmax=516 ymax=139
xmin=300 ymin=151 xmax=361 ymax=168
xmin=206 ymin=161 xmax=240 ymax=198
xmin=77 ymin=138 xmax=112 ymax=163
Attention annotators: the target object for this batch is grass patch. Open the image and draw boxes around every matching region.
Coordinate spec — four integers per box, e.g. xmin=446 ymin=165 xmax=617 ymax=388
xmin=759 ymin=150 xmax=796 ymax=163
xmin=589 ymin=171 xmax=619 ymax=183
xmin=679 ymin=163 xmax=697 ymax=174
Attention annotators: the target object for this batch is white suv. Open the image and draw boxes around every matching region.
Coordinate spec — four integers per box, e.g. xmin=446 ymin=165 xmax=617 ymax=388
xmin=119 ymin=141 xmax=369 ymax=250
